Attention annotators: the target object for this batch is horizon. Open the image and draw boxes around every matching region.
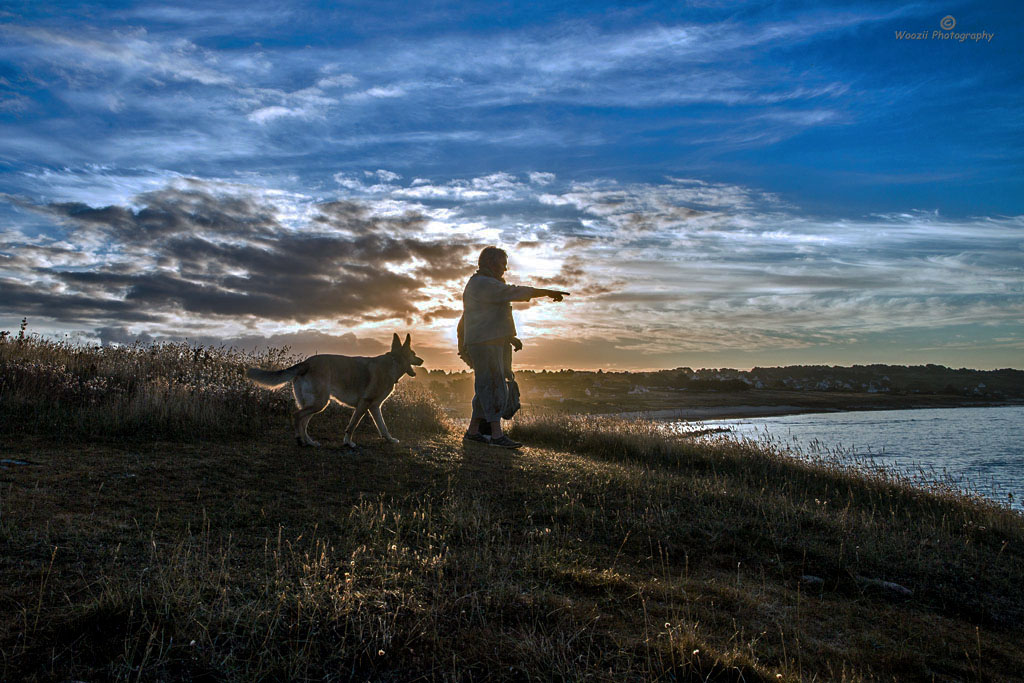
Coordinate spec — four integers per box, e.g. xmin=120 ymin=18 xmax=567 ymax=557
xmin=1 ymin=1 xmax=1022 ymax=371
xmin=8 ymin=322 xmax=1022 ymax=375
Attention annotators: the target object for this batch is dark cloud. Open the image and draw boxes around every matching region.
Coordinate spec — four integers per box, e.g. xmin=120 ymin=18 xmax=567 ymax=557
xmin=96 ymin=326 xmax=157 ymax=345
xmin=195 ymin=330 xmax=390 ymax=358
xmin=420 ymin=305 xmax=462 ymax=323
xmin=41 ymin=184 xmax=281 ymax=241
xmin=526 ymin=255 xmax=623 ymax=297
xmin=94 ymin=326 xmax=390 ymax=359
xmin=574 ymin=282 xmax=620 ymax=296
xmin=248 ymin=330 xmax=390 ymax=358
xmin=412 ymin=259 xmax=476 ymax=282
xmin=0 ymin=277 xmax=164 ymax=323
xmin=5 ymin=181 xmax=477 ymax=327
xmin=313 ymin=200 xmax=427 ymax=235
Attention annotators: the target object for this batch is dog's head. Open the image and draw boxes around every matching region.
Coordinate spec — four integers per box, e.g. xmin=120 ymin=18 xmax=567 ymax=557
xmin=390 ymin=333 xmax=424 ymax=377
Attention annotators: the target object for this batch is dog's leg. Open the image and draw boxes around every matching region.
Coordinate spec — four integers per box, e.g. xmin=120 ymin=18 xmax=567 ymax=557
xmin=343 ymin=398 xmax=370 ymax=448
xmin=293 ymin=402 xmax=328 ymax=447
xmin=368 ymin=402 xmax=399 ymax=444
xmin=292 ymin=377 xmax=330 ymax=447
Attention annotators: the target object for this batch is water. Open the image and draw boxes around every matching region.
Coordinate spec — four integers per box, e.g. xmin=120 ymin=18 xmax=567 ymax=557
xmin=669 ymin=405 xmax=1024 ymax=511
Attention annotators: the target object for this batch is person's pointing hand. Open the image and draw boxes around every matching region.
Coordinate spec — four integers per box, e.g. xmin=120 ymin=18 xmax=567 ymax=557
xmin=540 ymin=289 xmax=570 ymax=302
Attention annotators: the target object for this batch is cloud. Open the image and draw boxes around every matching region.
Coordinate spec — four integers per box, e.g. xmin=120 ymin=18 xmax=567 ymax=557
xmin=243 ymin=84 xmax=339 ymax=124
xmin=2 ymin=171 xmax=1022 ymax=369
xmin=316 ymin=73 xmax=358 ymax=89
xmin=97 ymin=325 xmax=388 ymax=359
xmin=420 ymin=305 xmax=462 ymax=324
xmin=365 ymin=169 xmax=401 ymax=182
xmin=2 ymin=178 xmax=478 ymax=330
xmin=248 ymin=106 xmax=302 ymax=124
xmin=307 ymin=8 xmax=901 ymax=114
xmin=344 ymin=85 xmax=406 ymax=101
xmin=1 ymin=24 xmax=234 ymax=86
xmin=0 ymin=5 xmax=892 ymax=179
xmin=96 ymin=325 xmax=156 ymax=345
xmin=0 ymin=277 xmax=164 ymax=324
xmin=33 ymin=183 xmax=281 ymax=241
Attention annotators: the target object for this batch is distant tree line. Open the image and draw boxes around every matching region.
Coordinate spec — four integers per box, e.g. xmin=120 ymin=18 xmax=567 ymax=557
xmin=419 ymin=364 xmax=1024 ymax=398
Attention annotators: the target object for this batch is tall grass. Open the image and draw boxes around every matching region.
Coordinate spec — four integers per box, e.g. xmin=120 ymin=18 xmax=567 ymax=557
xmin=0 ymin=331 xmax=446 ymax=441
xmin=509 ymin=414 xmax=1024 ymax=625
xmin=3 ymin=328 xmax=1023 ymax=680
xmin=7 ymin=411 xmax=1023 ymax=680
xmin=7 ymin=456 xmax=781 ymax=681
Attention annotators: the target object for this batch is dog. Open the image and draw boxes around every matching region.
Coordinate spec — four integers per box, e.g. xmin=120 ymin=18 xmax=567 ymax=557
xmin=245 ymin=333 xmax=424 ymax=448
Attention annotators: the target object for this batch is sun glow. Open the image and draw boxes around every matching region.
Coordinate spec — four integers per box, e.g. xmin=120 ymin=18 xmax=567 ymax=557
xmin=505 ymin=246 xmax=561 ymax=283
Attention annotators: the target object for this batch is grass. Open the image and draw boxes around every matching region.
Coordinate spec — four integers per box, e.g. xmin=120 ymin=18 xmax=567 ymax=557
xmin=2 ymin=333 xmax=1023 ymax=680
xmin=0 ymin=331 xmax=447 ymax=442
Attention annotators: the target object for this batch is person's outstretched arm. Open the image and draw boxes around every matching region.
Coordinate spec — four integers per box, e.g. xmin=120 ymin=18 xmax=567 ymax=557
xmin=473 ymin=279 xmax=569 ymax=303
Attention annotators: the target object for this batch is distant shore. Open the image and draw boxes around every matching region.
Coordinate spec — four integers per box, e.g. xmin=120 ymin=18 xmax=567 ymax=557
xmin=608 ymin=396 xmax=1024 ymax=422
xmin=615 ymin=404 xmax=820 ymax=421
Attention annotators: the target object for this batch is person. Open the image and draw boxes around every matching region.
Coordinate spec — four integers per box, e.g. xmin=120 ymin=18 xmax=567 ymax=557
xmin=459 ymin=246 xmax=569 ymax=448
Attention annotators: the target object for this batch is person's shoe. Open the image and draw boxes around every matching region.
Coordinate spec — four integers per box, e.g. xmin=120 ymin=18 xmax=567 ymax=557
xmin=463 ymin=432 xmax=490 ymax=444
xmin=488 ymin=435 xmax=523 ymax=449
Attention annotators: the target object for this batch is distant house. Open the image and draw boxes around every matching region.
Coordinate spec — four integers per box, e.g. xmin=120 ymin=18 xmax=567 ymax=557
xmin=628 ymin=385 xmax=649 ymax=394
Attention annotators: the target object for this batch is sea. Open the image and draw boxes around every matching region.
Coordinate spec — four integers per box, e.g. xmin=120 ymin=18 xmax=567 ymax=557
xmin=668 ymin=405 xmax=1024 ymax=511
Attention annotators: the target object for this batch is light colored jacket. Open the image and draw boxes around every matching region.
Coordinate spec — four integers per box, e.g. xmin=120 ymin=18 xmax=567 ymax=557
xmin=461 ymin=273 xmax=535 ymax=345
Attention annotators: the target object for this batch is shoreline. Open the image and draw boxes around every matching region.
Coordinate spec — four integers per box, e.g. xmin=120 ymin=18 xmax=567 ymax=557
xmin=609 ymin=399 xmax=1024 ymax=422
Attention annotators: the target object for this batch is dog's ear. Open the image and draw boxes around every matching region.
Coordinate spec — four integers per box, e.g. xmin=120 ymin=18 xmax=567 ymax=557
xmin=391 ymin=333 xmax=401 ymax=352
xmin=403 ymin=333 xmax=411 ymax=349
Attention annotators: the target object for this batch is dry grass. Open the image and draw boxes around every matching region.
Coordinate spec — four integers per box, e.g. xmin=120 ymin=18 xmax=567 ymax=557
xmin=1 ymin=334 xmax=1023 ymax=681
xmin=0 ymin=333 xmax=446 ymax=441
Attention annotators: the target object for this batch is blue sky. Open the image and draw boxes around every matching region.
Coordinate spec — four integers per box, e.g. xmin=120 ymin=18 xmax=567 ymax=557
xmin=0 ymin=1 xmax=1021 ymax=369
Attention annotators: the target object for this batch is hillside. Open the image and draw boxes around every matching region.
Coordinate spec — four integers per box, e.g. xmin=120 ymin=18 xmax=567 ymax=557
xmin=2 ymin=336 xmax=1023 ymax=680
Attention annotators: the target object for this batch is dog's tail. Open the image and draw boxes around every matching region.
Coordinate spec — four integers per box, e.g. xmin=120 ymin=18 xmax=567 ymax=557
xmin=245 ymin=361 xmax=309 ymax=390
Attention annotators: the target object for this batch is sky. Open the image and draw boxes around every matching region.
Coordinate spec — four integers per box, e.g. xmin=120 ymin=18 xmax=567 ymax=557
xmin=0 ymin=1 xmax=1021 ymax=370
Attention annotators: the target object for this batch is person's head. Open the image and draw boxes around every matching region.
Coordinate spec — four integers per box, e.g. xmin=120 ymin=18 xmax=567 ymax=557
xmin=478 ymin=246 xmax=508 ymax=277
